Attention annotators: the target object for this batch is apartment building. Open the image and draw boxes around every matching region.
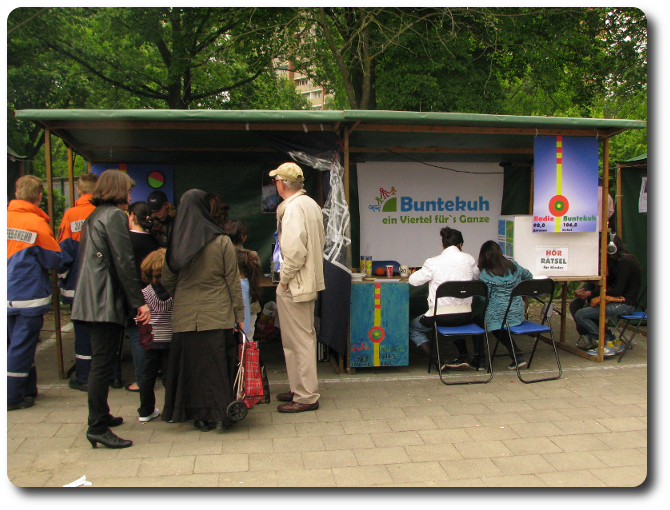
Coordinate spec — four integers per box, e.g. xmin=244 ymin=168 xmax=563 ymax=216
xmin=276 ymin=65 xmax=331 ymax=110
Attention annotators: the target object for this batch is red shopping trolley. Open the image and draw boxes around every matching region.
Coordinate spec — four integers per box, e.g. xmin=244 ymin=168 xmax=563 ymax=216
xmin=226 ymin=329 xmax=267 ymax=422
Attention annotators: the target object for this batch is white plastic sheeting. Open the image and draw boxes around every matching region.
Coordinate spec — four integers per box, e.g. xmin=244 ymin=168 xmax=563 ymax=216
xmin=288 ymin=150 xmax=351 ymax=272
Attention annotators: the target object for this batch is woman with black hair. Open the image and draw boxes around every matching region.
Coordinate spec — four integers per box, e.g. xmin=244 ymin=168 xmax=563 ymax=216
xmin=124 ymin=201 xmax=161 ymax=392
xmin=477 ymin=240 xmax=533 ymax=370
xmin=408 ymin=226 xmax=480 ymax=370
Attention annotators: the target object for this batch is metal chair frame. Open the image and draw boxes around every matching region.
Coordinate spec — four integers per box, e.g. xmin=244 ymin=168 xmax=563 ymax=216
xmin=616 ymin=286 xmax=647 ymax=363
xmin=428 ymin=280 xmax=493 ymax=385
xmin=496 ymin=278 xmax=562 ymax=384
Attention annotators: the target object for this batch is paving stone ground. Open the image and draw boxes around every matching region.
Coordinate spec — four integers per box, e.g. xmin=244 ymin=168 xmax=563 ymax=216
xmin=6 ymin=312 xmax=648 ymax=489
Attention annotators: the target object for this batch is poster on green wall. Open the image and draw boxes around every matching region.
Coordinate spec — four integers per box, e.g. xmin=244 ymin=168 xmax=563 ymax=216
xmin=261 ymin=173 xmax=280 ymax=213
xmin=91 ymin=163 xmax=173 ymax=205
xmin=639 ymin=176 xmax=647 ymax=213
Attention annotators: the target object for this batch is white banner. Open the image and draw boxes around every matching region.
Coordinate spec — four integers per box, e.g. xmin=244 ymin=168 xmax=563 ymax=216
xmin=357 ymin=162 xmax=504 ymax=267
xmin=639 ymin=176 xmax=647 ymax=213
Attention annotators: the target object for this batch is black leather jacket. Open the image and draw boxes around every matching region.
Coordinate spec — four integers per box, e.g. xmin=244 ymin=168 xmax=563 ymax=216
xmin=71 ymin=203 xmax=145 ymax=325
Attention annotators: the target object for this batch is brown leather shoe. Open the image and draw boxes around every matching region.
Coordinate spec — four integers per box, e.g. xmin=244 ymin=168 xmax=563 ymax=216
xmin=275 ymin=392 xmax=295 ymax=402
xmin=277 ymin=401 xmax=319 ymax=413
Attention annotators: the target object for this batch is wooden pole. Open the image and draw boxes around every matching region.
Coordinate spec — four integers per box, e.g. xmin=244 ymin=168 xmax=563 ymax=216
xmin=344 ymin=127 xmax=350 ymax=206
xmin=596 ymin=138 xmax=611 ymax=362
xmin=45 ymin=130 xmax=66 ymax=379
xmin=45 ymin=131 xmax=54 ymax=229
xmin=344 ymin=125 xmax=353 ymax=374
xmin=529 ymin=165 xmax=534 ymax=214
xmin=616 ymin=165 xmax=623 ymax=237
xmin=67 ymin=147 xmax=75 ymax=207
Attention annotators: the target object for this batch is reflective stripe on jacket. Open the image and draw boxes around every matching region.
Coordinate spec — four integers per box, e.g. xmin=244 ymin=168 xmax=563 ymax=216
xmin=56 ymin=194 xmax=96 ymax=304
xmin=7 ymin=200 xmax=61 ymax=316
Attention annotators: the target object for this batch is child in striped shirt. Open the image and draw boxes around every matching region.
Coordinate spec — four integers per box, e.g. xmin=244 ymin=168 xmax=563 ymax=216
xmin=136 ymin=248 xmax=173 ymax=422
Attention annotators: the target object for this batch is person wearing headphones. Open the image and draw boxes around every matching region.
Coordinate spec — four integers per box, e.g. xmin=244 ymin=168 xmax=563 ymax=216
xmin=573 ymin=233 xmax=642 ymax=357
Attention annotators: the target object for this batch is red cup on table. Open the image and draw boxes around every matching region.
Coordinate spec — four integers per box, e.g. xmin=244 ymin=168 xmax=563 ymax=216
xmin=385 ymin=265 xmax=394 ymax=277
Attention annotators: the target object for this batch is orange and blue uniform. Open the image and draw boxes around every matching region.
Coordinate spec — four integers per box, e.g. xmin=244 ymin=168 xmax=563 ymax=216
xmin=55 ymin=194 xmax=103 ymax=386
xmin=57 ymin=194 xmax=96 ymax=304
xmin=7 ymin=199 xmax=61 ymax=405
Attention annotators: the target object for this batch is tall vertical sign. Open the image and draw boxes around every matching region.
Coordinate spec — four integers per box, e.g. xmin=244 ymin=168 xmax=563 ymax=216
xmin=533 ymin=136 xmax=598 ymax=233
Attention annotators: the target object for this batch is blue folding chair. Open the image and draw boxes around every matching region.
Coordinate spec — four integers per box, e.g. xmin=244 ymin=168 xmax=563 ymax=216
xmin=617 ymin=286 xmax=647 ymax=363
xmin=429 ymin=280 xmax=492 ymax=385
xmin=499 ymin=278 xmax=562 ymax=384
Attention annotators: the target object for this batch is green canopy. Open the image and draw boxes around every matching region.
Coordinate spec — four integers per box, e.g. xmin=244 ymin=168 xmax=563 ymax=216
xmin=15 ymin=109 xmax=645 ymax=165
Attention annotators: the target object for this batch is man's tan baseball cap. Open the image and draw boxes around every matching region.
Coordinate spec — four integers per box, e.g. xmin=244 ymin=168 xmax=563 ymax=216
xmin=269 ymin=162 xmax=304 ymax=183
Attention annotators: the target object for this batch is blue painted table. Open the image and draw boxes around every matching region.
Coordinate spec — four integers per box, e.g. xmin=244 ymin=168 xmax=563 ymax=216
xmin=349 ymin=280 xmax=409 ymax=368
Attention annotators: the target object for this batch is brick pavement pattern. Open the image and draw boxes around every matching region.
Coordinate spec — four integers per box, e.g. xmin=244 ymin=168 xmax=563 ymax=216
xmin=7 ymin=317 xmax=647 ymax=487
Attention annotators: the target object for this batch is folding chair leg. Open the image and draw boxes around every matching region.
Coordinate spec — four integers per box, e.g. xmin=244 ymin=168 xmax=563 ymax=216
xmin=526 ymin=336 xmax=541 ymax=369
xmin=617 ymin=321 xmax=643 ymax=363
xmin=437 ymin=334 xmax=493 ymax=386
xmin=512 ymin=331 xmax=562 ymax=384
xmin=427 ymin=331 xmax=440 ymax=374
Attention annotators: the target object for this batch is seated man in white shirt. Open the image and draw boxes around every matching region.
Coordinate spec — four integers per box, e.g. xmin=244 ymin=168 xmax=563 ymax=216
xmin=408 ymin=227 xmax=480 ymax=370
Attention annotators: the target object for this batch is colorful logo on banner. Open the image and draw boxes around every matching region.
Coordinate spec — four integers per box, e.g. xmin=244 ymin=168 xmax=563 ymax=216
xmin=369 ymin=186 xmax=398 ymax=212
xmin=533 ymin=136 xmax=598 ymax=233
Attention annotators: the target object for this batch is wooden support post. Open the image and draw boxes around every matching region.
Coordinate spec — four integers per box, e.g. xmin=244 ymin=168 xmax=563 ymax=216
xmin=45 ymin=130 xmax=66 ymax=379
xmin=344 ymin=126 xmax=350 ymax=206
xmin=616 ymin=165 xmax=623 ymax=237
xmin=67 ymin=147 xmax=75 ymax=207
xmin=596 ymin=138 xmax=611 ymax=362
xmin=529 ymin=165 xmax=534 ymax=214
xmin=344 ymin=125 xmax=354 ymax=374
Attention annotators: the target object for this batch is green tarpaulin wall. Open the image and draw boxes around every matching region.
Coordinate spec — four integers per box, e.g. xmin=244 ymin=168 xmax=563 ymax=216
xmin=619 ymin=159 xmax=647 ymax=308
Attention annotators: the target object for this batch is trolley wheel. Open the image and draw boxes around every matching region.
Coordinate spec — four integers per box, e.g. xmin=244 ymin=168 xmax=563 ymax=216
xmin=226 ymin=400 xmax=248 ymax=422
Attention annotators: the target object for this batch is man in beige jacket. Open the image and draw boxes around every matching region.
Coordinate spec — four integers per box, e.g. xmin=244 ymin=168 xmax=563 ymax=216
xmin=270 ymin=162 xmax=325 ymax=412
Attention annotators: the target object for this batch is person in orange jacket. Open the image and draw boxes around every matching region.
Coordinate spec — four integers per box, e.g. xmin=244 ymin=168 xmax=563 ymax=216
xmin=7 ymin=175 xmax=62 ymax=411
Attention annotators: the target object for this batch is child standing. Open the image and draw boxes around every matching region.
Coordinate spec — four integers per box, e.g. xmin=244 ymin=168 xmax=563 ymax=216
xmin=136 ymin=248 xmax=173 ymax=422
xmin=236 ymin=249 xmax=263 ymax=337
xmin=224 ymin=220 xmax=263 ymax=338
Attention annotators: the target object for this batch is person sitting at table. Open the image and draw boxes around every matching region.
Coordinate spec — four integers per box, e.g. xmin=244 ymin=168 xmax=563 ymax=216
xmin=574 ymin=233 xmax=641 ymax=357
xmin=408 ymin=226 xmax=480 ymax=370
xmin=570 ymin=282 xmax=598 ymax=349
xmin=476 ymin=240 xmax=534 ymax=370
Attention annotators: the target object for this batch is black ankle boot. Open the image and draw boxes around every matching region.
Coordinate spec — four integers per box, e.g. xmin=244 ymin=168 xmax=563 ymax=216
xmin=86 ymin=429 xmax=132 ymax=449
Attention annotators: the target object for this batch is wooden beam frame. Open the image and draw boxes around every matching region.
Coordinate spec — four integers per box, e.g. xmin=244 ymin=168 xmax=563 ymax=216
xmin=45 ymin=121 xmax=336 ymax=132
xmin=349 ymin=146 xmax=534 ymax=155
xmin=350 ymin=123 xmax=617 ymax=138
xmin=45 ymin=129 xmax=67 ymax=379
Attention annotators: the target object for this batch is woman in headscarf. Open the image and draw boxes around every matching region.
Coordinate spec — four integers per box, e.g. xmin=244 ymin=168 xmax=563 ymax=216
xmin=160 ymin=190 xmax=245 ymax=432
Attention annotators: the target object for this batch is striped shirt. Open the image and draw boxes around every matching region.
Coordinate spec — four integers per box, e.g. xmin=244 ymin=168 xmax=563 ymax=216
xmin=141 ymin=284 xmax=173 ymax=345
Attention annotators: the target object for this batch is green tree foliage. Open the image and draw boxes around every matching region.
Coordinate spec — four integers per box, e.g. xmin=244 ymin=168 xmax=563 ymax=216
xmin=8 ymin=7 xmax=646 ymax=159
xmin=290 ymin=6 xmax=646 ymax=125
xmin=8 ymin=7 xmax=310 ymax=111
xmin=7 ymin=7 xmax=311 ymax=178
